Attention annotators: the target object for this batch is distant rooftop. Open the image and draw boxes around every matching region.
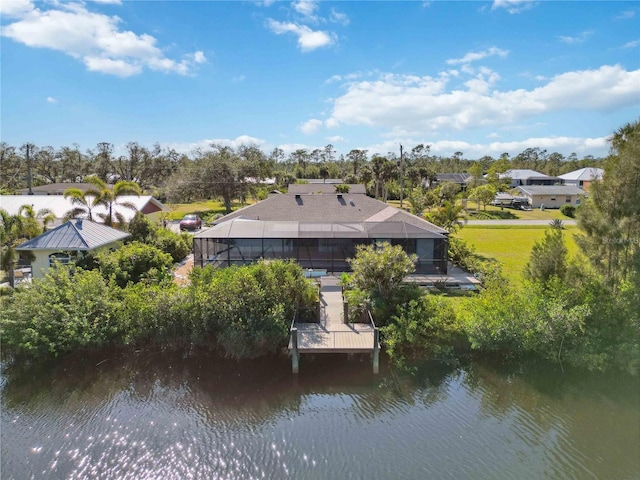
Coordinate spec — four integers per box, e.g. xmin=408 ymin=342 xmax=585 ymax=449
xmin=499 ymin=169 xmax=547 ymax=179
xmin=558 ymin=168 xmax=604 ymax=181
xmin=16 ymin=182 xmax=114 ymax=195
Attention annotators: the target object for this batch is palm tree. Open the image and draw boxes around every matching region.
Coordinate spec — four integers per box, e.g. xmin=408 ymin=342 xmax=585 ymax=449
xmin=63 ymin=182 xmax=104 ymax=221
xmin=0 ymin=207 xmax=45 ymax=273
xmin=63 ymin=176 xmax=142 ymax=226
xmin=88 ymin=176 xmax=142 ymax=227
xmin=425 ymin=201 xmax=467 ymax=234
xmin=0 ymin=208 xmax=24 ymax=272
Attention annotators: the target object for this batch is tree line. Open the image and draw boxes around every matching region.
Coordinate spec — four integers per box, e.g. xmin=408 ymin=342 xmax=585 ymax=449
xmin=1 ymin=140 xmax=606 ymax=210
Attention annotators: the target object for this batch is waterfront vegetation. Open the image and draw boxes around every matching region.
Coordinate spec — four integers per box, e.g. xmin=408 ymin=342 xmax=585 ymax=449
xmin=0 ymin=259 xmax=317 ymax=360
xmin=1 ymin=121 xmax=638 ymax=375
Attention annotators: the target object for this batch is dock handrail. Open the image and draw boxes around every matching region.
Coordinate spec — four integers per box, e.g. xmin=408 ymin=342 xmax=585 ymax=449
xmin=367 ymin=309 xmax=377 ymax=329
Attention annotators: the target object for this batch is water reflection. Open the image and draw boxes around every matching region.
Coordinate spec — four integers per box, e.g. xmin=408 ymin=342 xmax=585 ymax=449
xmin=2 ymin=351 xmax=639 ymax=479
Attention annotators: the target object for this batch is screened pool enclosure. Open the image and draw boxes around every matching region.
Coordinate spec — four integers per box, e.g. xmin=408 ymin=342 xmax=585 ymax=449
xmin=193 ymin=219 xmax=448 ymax=274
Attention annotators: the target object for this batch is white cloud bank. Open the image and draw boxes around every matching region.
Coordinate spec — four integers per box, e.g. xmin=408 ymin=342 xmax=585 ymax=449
xmin=363 ymin=136 xmax=609 ymax=159
xmin=266 ymin=19 xmax=335 ymax=51
xmin=1 ymin=0 xmax=206 ymax=77
xmin=164 ymin=135 xmax=268 ymax=154
xmin=325 ymin=65 xmax=640 ymax=134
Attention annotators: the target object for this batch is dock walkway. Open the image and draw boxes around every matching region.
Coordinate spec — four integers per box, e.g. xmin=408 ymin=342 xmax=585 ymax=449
xmin=289 ymin=275 xmax=380 ymax=373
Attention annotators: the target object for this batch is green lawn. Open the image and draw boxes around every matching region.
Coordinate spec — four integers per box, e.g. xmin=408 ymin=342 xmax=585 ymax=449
xmin=456 ymin=225 xmax=581 ymax=281
xmin=166 ymin=200 xmax=256 ymax=220
xmin=465 ymin=203 xmax=569 ymax=220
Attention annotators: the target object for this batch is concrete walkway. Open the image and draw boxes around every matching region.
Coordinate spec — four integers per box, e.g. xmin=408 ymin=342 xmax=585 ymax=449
xmin=319 ymin=275 xmax=344 ymax=328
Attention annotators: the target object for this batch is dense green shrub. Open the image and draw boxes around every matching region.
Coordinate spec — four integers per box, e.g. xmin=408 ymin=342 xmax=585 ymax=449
xmin=127 ymin=211 xmax=190 ymax=262
xmin=0 ymin=266 xmax=119 ymax=358
xmin=97 ymin=242 xmax=174 ymax=287
xmin=382 ymin=294 xmax=462 ymax=363
xmin=185 ymin=260 xmax=317 ymax=358
xmin=153 ymin=228 xmax=191 ymax=263
xmin=560 ymin=204 xmax=575 ymax=218
xmin=0 ymin=260 xmax=317 ymax=361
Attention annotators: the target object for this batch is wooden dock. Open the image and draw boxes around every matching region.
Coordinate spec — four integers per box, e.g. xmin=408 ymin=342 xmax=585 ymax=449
xmin=289 ymin=276 xmax=380 ymax=374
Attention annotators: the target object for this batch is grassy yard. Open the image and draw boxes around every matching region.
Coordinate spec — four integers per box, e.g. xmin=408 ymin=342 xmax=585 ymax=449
xmin=165 ymin=200 xmax=256 ymax=220
xmin=456 ymin=225 xmax=581 ymax=282
xmin=388 ymin=199 xmax=572 ymax=221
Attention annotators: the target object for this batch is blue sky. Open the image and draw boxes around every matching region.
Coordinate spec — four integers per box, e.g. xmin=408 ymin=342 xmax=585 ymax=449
xmin=1 ymin=0 xmax=639 ymax=159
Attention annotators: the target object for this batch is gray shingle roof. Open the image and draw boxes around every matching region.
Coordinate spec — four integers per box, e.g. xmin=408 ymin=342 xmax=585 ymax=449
xmin=437 ymin=173 xmax=472 ymax=184
xmin=287 ymin=184 xmax=366 ymax=194
xmin=517 ymin=185 xmax=585 ymax=196
xmin=16 ymin=219 xmax=130 ymax=251
xmin=215 ymin=194 xmax=448 ymax=235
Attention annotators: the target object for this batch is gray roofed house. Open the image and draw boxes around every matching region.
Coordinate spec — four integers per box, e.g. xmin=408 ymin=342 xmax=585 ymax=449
xmin=436 ymin=173 xmax=472 ymax=184
xmin=16 ymin=218 xmax=130 ymax=280
xmin=194 ymin=194 xmax=449 ymax=274
xmin=287 ymin=184 xmax=367 ymax=194
xmin=499 ymin=169 xmax=562 ymax=187
xmin=558 ymin=168 xmax=603 ymax=190
xmin=516 ymin=185 xmax=585 ymax=209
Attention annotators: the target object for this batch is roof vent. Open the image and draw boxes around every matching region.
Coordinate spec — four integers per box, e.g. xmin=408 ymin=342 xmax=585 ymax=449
xmin=295 ymin=194 xmax=301 ymax=199
xmin=337 ymin=194 xmax=343 ymax=199
xmin=349 ymin=199 xmax=355 ymax=206
xmin=75 ymin=218 xmax=83 ymax=228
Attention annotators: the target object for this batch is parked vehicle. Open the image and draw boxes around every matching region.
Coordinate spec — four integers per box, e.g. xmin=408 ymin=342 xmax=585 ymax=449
xmin=179 ymin=214 xmax=202 ymax=231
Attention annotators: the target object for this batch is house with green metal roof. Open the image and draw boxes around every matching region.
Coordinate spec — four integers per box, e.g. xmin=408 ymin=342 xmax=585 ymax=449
xmin=16 ymin=218 xmax=130 ymax=280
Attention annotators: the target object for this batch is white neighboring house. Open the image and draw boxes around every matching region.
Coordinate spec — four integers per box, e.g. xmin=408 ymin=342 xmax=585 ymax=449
xmin=558 ymin=168 xmax=604 ymax=190
xmin=0 ymin=195 xmax=168 ymax=225
xmin=15 ymin=218 xmax=130 ymax=280
xmin=516 ymin=186 xmax=585 ymax=209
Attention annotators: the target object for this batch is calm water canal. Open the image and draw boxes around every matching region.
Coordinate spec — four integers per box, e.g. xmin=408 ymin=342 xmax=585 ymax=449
xmin=1 ymin=351 xmax=639 ymax=479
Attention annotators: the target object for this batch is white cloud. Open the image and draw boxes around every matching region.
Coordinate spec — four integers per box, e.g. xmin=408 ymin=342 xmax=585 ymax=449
xmin=292 ymin=0 xmax=318 ymax=18
xmin=364 ymin=135 xmax=608 ymax=158
xmin=46 ymin=96 xmax=58 ymax=103
xmin=326 ymin=135 xmax=345 ymax=142
xmin=325 ymin=118 xmax=340 ymax=129
xmin=325 ymin=72 xmax=365 ymax=84
xmin=446 ymin=47 xmax=508 ymax=65
xmin=615 ymin=10 xmax=635 ymax=20
xmin=329 ymin=8 xmax=350 ymax=26
xmin=622 ymin=39 xmax=640 ymax=49
xmin=300 ymin=118 xmax=323 ymax=134
xmin=491 ymin=0 xmax=537 ymax=14
xmin=164 ymin=135 xmax=267 ymax=154
xmin=189 ymin=51 xmax=207 ymax=64
xmin=325 ymin=65 xmax=640 ymax=134
xmin=558 ymin=31 xmax=593 ymax=45
xmin=0 ymin=0 xmax=34 ymax=17
xmin=90 ymin=0 xmax=122 ymax=4
xmin=1 ymin=2 xmax=205 ymax=77
xmin=266 ymin=19 xmax=335 ymax=51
